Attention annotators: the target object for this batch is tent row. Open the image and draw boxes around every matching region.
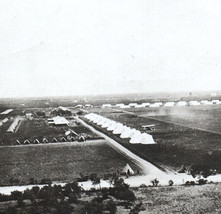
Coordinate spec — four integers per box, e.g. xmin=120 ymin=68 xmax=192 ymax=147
xmin=84 ymin=113 xmax=156 ymax=144
xmin=101 ymin=99 xmax=221 ymax=109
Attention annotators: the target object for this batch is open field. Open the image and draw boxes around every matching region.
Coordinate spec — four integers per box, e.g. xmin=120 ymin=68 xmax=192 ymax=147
xmin=84 ymin=106 xmax=221 ymax=173
xmin=0 ymin=140 xmax=140 ymax=186
xmin=124 ymin=105 xmax=221 ymax=134
xmin=135 ymin=183 xmax=221 ymax=214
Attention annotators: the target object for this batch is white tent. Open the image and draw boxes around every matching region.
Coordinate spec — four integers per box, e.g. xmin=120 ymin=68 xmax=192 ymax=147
xmin=204 ymin=101 xmax=213 ymax=105
xmin=93 ymin=116 xmax=103 ymax=124
xmin=101 ymin=119 xmax=112 ymax=128
xmin=135 ymin=104 xmax=143 ymax=108
xmin=129 ymin=103 xmax=138 ymax=107
xmin=107 ymin=122 xmax=117 ymax=131
xmin=150 ymin=103 xmax=161 ymax=108
xmin=102 ymin=104 xmax=112 ymax=108
xmin=164 ymin=102 xmax=175 ymax=107
xmin=120 ymin=105 xmax=130 ymax=109
xmin=212 ymin=100 xmax=220 ymax=104
xmin=177 ymin=101 xmax=187 ymax=106
xmin=200 ymin=100 xmax=208 ymax=104
xmin=122 ymin=164 xmax=134 ymax=175
xmin=129 ymin=132 xmax=142 ymax=144
xmin=97 ymin=118 xmax=106 ymax=125
xmin=126 ymin=128 xmax=138 ymax=138
xmin=141 ymin=103 xmax=150 ymax=107
xmin=189 ymin=101 xmax=200 ymax=106
xmin=115 ymin=103 xmax=125 ymax=108
xmin=120 ymin=127 xmax=132 ymax=138
xmin=113 ymin=124 xmax=125 ymax=134
xmin=140 ymin=133 xmax=156 ymax=144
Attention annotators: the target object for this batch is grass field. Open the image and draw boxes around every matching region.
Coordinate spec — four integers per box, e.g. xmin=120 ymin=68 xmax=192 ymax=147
xmin=135 ymin=183 xmax=221 ymax=213
xmin=0 ymin=141 xmax=140 ymax=186
xmin=126 ymin=105 xmax=221 ymax=134
xmin=85 ymin=106 xmax=221 ymax=173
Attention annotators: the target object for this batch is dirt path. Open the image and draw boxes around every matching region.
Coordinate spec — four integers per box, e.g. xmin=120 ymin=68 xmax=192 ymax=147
xmin=75 ymin=117 xmax=165 ymax=176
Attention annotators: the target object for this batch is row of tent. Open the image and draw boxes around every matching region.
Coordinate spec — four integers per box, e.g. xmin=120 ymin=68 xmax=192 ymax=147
xmin=84 ymin=113 xmax=156 ymax=144
xmin=15 ymin=136 xmax=86 ymax=145
xmin=101 ymin=99 xmax=221 ymax=108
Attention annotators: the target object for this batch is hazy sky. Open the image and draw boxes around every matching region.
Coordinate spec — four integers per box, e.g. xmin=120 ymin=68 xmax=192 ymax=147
xmin=0 ymin=0 xmax=221 ymax=98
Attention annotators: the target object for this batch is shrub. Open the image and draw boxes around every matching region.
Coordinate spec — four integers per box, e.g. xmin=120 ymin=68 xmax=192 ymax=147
xmin=106 ymin=199 xmax=117 ymax=214
xmin=168 ymin=180 xmax=174 ymax=186
xmin=40 ymin=178 xmax=52 ymax=185
xmin=197 ymin=179 xmax=207 ymax=185
xmin=185 ymin=181 xmax=196 ymax=186
xmin=6 ymin=206 xmax=17 ymax=214
xmin=151 ymin=178 xmax=159 ymax=187
xmin=129 ymin=202 xmax=146 ymax=214
xmin=11 ymin=191 xmax=23 ymax=201
xmin=84 ymin=200 xmax=104 ymax=214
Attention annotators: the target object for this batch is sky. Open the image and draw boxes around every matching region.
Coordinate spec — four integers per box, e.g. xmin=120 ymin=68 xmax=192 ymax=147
xmin=0 ymin=0 xmax=221 ymax=98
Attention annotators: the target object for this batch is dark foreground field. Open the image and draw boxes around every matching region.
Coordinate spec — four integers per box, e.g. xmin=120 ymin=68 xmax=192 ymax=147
xmin=86 ymin=106 xmax=221 ymax=173
xmin=0 ymin=141 xmax=140 ymax=186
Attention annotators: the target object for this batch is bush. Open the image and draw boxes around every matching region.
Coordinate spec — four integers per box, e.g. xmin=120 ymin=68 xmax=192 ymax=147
xmin=109 ymin=177 xmax=136 ymax=202
xmin=40 ymin=178 xmax=52 ymax=185
xmin=6 ymin=206 xmax=17 ymax=214
xmin=106 ymin=199 xmax=117 ymax=214
xmin=197 ymin=179 xmax=207 ymax=185
xmin=129 ymin=202 xmax=146 ymax=214
xmin=168 ymin=180 xmax=174 ymax=186
xmin=151 ymin=178 xmax=159 ymax=187
xmin=84 ymin=200 xmax=104 ymax=214
xmin=11 ymin=191 xmax=23 ymax=201
xmin=185 ymin=181 xmax=196 ymax=186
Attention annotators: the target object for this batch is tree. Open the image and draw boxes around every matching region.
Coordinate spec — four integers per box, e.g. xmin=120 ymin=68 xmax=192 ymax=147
xmin=168 ymin=180 xmax=174 ymax=186
xmin=90 ymin=173 xmax=101 ymax=189
xmin=106 ymin=199 xmax=117 ymax=214
xmin=151 ymin=178 xmax=159 ymax=187
xmin=11 ymin=191 xmax=23 ymax=200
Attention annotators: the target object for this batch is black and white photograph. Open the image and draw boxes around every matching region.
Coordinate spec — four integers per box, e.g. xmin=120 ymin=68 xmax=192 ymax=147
xmin=0 ymin=0 xmax=221 ymax=213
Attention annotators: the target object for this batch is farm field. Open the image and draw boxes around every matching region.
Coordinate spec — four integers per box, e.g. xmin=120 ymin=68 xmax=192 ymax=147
xmin=135 ymin=183 xmax=221 ymax=213
xmin=0 ymin=140 xmax=140 ymax=186
xmin=84 ymin=106 xmax=221 ymax=173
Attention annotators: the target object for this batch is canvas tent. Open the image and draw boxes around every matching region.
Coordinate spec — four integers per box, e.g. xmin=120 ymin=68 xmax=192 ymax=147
xmin=122 ymin=164 xmax=134 ymax=175
xmin=177 ymin=101 xmax=187 ymax=106
xmin=140 ymin=133 xmax=156 ymax=144
xmin=115 ymin=103 xmax=125 ymax=108
xmin=102 ymin=104 xmax=112 ymax=108
xmin=189 ymin=101 xmax=200 ymax=106
xmin=113 ymin=124 xmax=125 ymax=134
xmin=101 ymin=119 xmax=112 ymax=128
xmin=33 ymin=139 xmax=40 ymax=144
xmin=150 ymin=103 xmax=161 ymax=108
xmin=107 ymin=122 xmax=117 ymax=131
xmin=129 ymin=103 xmax=137 ymax=108
xmin=42 ymin=138 xmax=48 ymax=143
xmin=120 ymin=127 xmax=132 ymax=138
xmin=164 ymin=102 xmax=175 ymax=107
xmin=141 ymin=103 xmax=150 ymax=107
xmin=120 ymin=105 xmax=130 ymax=108
xmin=129 ymin=132 xmax=142 ymax=144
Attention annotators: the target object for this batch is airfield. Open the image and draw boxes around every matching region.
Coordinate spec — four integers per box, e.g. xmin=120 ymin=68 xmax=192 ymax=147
xmin=1 ymin=94 xmax=221 ymax=187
